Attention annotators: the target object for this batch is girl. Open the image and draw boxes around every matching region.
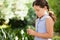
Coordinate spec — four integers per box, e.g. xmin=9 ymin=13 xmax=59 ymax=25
xmin=27 ymin=0 xmax=56 ymax=40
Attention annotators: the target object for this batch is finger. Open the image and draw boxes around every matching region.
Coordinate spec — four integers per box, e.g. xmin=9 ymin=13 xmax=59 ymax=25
xmin=27 ymin=30 xmax=30 ymax=34
xmin=27 ymin=32 xmax=28 ymax=34
xmin=27 ymin=29 xmax=29 ymax=31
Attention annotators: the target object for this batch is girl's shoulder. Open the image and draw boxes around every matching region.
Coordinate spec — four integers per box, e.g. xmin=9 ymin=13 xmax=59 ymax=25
xmin=46 ymin=16 xmax=51 ymax=19
xmin=46 ymin=16 xmax=54 ymax=22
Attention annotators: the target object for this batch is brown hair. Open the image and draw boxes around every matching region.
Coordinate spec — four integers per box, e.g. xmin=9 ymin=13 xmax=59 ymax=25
xmin=32 ymin=0 xmax=56 ymax=22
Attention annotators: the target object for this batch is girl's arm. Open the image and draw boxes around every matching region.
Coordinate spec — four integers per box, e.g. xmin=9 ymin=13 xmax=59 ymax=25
xmin=27 ymin=16 xmax=54 ymax=38
xmin=33 ymin=16 xmax=54 ymax=38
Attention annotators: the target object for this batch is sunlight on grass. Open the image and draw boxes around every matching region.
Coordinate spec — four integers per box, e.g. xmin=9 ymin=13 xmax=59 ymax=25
xmin=53 ymin=36 xmax=60 ymax=40
xmin=0 ymin=24 xmax=9 ymax=29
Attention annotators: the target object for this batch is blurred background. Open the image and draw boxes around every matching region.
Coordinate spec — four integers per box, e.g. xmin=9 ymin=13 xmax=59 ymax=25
xmin=0 ymin=0 xmax=60 ymax=40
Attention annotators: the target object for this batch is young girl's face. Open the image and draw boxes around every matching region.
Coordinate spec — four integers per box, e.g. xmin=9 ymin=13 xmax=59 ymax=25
xmin=33 ymin=5 xmax=46 ymax=18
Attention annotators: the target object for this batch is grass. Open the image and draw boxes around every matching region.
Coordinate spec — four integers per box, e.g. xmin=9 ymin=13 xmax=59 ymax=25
xmin=53 ymin=36 xmax=60 ymax=40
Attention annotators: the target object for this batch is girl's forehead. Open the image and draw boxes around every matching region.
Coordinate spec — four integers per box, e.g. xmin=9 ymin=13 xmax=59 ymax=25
xmin=33 ymin=6 xmax=43 ymax=10
xmin=34 ymin=5 xmax=40 ymax=8
xmin=33 ymin=6 xmax=40 ymax=10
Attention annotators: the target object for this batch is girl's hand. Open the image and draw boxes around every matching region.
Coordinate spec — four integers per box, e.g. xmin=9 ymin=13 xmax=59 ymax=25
xmin=27 ymin=29 xmax=36 ymax=36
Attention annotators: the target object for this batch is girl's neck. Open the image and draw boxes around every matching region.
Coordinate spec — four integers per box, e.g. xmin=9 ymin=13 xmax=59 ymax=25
xmin=39 ymin=14 xmax=44 ymax=19
xmin=39 ymin=11 xmax=48 ymax=19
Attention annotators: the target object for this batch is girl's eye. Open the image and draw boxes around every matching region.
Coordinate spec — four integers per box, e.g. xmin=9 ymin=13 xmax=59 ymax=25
xmin=36 ymin=10 xmax=39 ymax=12
xmin=36 ymin=9 xmax=40 ymax=11
xmin=35 ymin=10 xmax=39 ymax=12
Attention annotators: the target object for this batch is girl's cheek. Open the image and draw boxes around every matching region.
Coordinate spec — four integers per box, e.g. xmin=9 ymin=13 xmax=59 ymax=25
xmin=36 ymin=13 xmax=38 ymax=16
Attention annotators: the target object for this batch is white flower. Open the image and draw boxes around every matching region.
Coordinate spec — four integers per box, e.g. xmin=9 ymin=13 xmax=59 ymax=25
xmin=16 ymin=4 xmax=28 ymax=11
xmin=25 ymin=37 xmax=28 ymax=40
xmin=22 ymin=37 xmax=24 ymax=40
xmin=15 ymin=10 xmax=28 ymax=20
xmin=21 ymin=30 xmax=24 ymax=35
xmin=4 ymin=18 xmax=9 ymax=24
xmin=15 ymin=36 xmax=18 ymax=40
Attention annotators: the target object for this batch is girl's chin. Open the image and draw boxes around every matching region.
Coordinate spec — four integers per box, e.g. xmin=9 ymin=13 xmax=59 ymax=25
xmin=37 ymin=16 xmax=40 ymax=18
xmin=38 ymin=15 xmax=43 ymax=18
xmin=38 ymin=16 xmax=41 ymax=17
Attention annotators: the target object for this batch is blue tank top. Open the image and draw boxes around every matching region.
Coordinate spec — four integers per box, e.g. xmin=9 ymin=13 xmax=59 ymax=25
xmin=34 ymin=12 xmax=52 ymax=40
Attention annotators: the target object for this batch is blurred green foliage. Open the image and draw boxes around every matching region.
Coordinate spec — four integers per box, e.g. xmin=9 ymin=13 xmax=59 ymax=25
xmin=48 ymin=0 xmax=60 ymax=33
